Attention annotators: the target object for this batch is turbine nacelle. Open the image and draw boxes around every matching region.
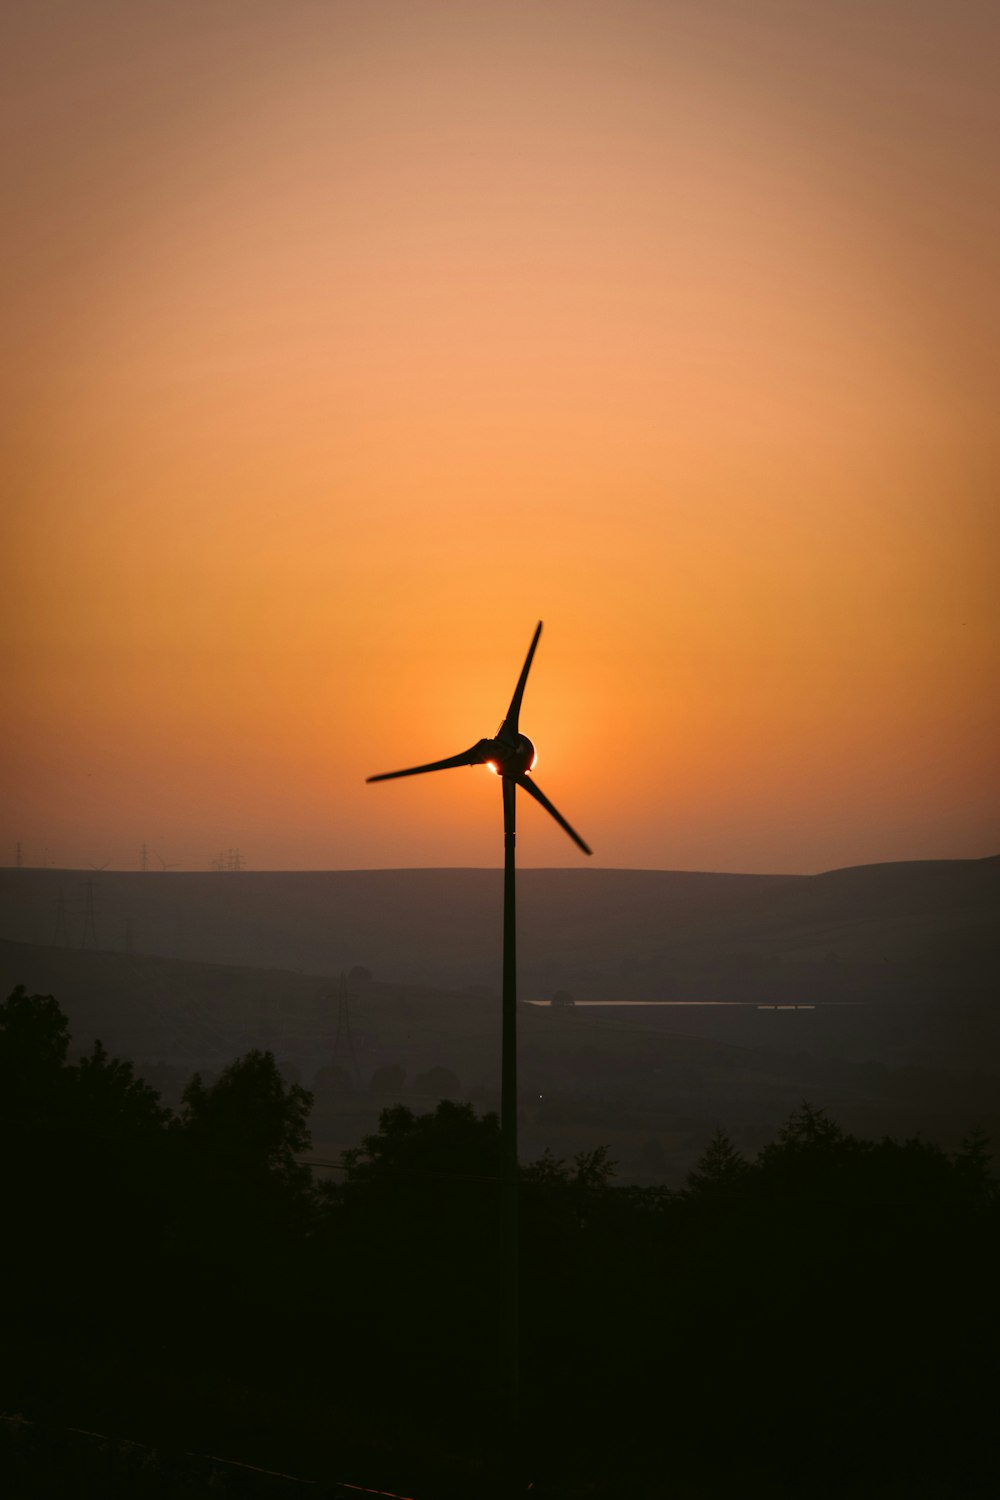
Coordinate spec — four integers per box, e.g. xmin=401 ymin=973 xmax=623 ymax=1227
xmin=486 ymin=734 xmax=536 ymax=778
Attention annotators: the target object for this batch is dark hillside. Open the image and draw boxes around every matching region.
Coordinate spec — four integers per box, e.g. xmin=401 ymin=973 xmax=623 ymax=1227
xmin=1 ymin=858 xmax=996 ymax=1004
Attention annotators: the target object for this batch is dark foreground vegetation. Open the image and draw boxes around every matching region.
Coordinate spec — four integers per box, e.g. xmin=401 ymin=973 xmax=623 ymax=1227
xmin=1 ymin=987 xmax=997 ymax=1498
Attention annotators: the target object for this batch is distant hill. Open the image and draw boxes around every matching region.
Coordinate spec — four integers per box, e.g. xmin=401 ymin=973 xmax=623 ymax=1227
xmin=2 ymin=855 xmax=997 ymax=1083
xmin=2 ymin=858 xmax=997 ymax=1005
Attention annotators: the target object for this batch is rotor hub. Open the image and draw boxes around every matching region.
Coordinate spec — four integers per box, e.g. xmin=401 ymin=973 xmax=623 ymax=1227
xmin=508 ymin=734 xmax=535 ymax=776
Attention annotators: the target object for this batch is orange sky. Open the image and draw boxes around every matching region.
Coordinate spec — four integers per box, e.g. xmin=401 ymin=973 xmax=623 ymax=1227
xmin=3 ymin=1 xmax=998 ymax=873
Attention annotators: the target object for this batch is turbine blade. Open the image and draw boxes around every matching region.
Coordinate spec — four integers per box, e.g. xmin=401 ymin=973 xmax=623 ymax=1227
xmin=497 ymin=621 xmax=543 ymax=745
xmin=367 ymin=741 xmax=492 ymax=783
xmin=516 ymin=773 xmax=592 ymax=855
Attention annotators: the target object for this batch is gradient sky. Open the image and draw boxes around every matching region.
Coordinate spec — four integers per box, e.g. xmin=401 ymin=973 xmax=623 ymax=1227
xmin=3 ymin=1 xmax=998 ymax=873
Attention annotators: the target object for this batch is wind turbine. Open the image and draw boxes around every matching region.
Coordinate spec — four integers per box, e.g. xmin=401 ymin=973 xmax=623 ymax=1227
xmin=367 ymin=620 xmax=591 ymax=1475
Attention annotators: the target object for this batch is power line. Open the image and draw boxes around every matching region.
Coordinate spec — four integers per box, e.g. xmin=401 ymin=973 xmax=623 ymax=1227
xmin=211 ymin=846 xmax=246 ymax=871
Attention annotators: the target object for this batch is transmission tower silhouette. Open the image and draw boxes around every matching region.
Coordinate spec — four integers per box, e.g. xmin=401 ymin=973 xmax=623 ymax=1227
xmin=81 ymin=879 xmax=99 ymax=950
xmin=53 ymin=888 xmax=71 ymax=947
xmin=211 ymin=847 xmax=245 ymax=871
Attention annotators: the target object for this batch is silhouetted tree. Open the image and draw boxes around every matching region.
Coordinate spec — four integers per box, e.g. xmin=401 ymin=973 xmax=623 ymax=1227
xmin=2 ymin=984 xmax=996 ymax=1498
xmin=952 ymin=1127 xmax=996 ymax=1206
xmin=0 ymin=989 xmax=174 ymax=1339
xmin=61 ymin=1039 xmax=171 ymax=1309
xmin=72 ymin=1038 xmax=169 ymax=1140
xmin=768 ymin=1100 xmax=847 ymax=1153
xmin=343 ymin=1099 xmax=499 ymax=1185
xmin=0 ymin=988 xmax=76 ymax=1300
xmin=165 ymin=1051 xmax=318 ymax=1372
xmin=685 ymin=1128 xmax=749 ymax=1197
xmin=520 ymin=1146 xmax=616 ymax=1240
xmin=745 ymin=1101 xmax=880 ymax=1198
xmin=327 ymin=1101 xmax=504 ymax=1417
xmin=177 ymin=1049 xmax=312 ymax=1188
xmin=0 ymin=985 xmax=69 ymax=1119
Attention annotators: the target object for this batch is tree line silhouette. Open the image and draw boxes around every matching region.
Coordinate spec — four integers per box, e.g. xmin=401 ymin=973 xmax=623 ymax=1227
xmin=1 ymin=985 xmax=997 ymax=1497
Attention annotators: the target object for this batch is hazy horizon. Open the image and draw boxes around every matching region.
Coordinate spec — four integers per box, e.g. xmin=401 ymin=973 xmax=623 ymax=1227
xmin=5 ymin=850 xmax=998 ymax=879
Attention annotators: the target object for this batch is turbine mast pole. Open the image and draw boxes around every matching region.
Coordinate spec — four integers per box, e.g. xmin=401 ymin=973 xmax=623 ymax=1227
xmin=501 ymin=774 xmax=519 ymax=1480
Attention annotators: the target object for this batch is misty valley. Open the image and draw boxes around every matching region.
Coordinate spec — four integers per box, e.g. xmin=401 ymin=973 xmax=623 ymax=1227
xmin=2 ymin=860 xmax=998 ymax=1182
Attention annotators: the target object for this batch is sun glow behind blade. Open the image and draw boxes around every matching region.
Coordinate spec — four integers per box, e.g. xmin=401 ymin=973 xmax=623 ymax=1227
xmin=367 ymin=622 xmax=589 ymax=855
